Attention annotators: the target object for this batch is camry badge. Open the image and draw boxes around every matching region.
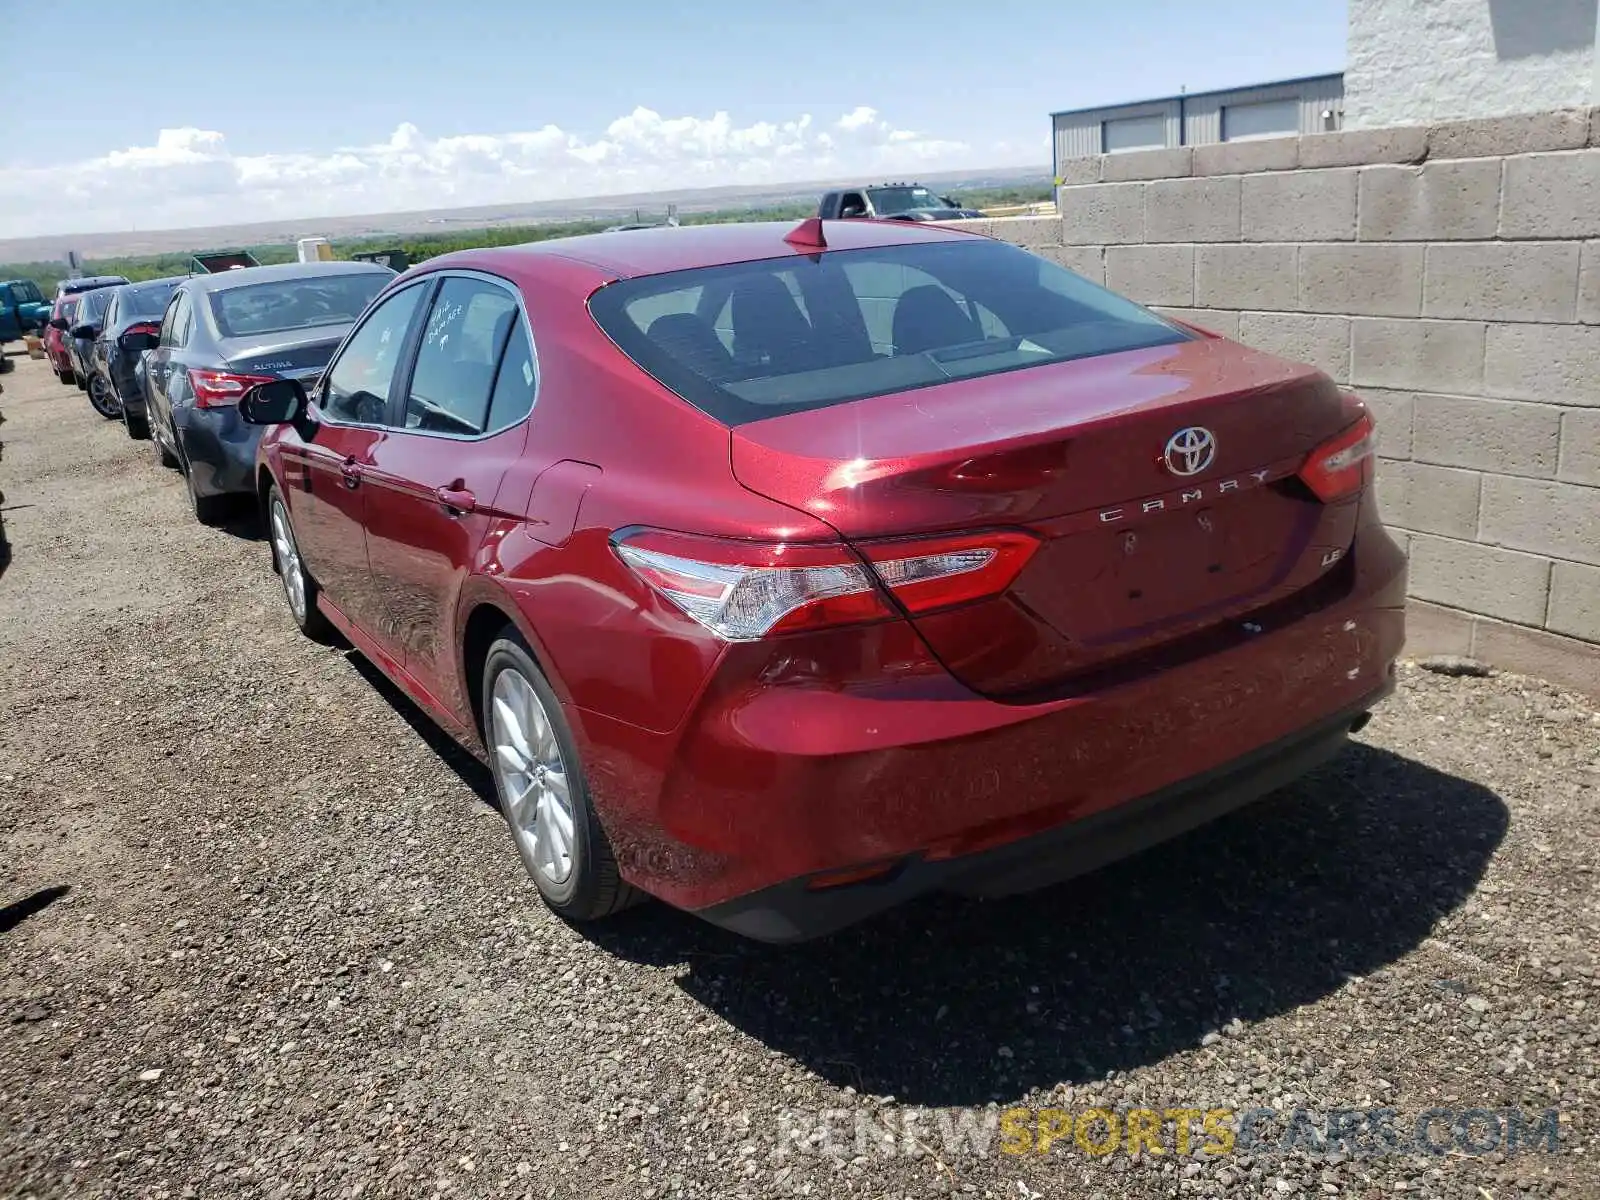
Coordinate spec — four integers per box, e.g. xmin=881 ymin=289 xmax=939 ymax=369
xmin=1163 ymin=426 xmax=1217 ymax=477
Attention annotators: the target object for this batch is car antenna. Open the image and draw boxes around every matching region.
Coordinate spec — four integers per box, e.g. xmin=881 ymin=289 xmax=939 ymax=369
xmin=784 ymin=217 xmax=827 ymax=250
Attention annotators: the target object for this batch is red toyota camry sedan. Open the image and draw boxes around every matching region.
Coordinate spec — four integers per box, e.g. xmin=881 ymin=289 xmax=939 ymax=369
xmin=239 ymin=217 xmax=1406 ymax=943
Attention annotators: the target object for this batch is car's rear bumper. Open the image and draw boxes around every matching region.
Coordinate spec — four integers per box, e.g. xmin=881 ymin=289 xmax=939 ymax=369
xmin=174 ymin=407 xmax=263 ymax=497
xmin=698 ymin=686 xmax=1388 ymax=942
xmin=566 ymin=505 xmax=1409 ymax=936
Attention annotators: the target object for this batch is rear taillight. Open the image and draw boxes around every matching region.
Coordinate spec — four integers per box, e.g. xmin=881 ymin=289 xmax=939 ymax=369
xmin=118 ymin=322 xmax=160 ymax=351
xmin=1299 ymin=410 xmax=1378 ymax=502
xmin=187 ymin=368 xmax=275 ymax=409
xmin=858 ymin=530 xmax=1040 ymax=614
xmin=612 ymin=528 xmax=1039 ymax=641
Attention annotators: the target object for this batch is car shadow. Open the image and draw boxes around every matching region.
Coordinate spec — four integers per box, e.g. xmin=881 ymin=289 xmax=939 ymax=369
xmin=344 ymin=658 xmax=1508 ymax=1105
xmin=0 ymin=884 xmax=70 ymax=935
xmin=0 ymin=391 xmax=9 ymax=581
xmin=343 ymin=651 xmax=497 ymax=807
xmin=584 ymin=743 xmax=1508 ymax=1106
xmin=216 ymin=504 xmax=266 ymax=543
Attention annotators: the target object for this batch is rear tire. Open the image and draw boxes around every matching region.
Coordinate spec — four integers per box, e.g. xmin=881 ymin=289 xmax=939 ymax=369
xmin=56 ymin=367 xmax=75 ymax=386
xmin=481 ymin=631 xmax=641 ymax=924
xmin=266 ymin=483 xmax=334 ymax=642
xmin=87 ymin=373 xmax=120 ymax=419
xmin=180 ymin=446 xmax=229 ymax=526
xmin=153 ymin=422 xmax=179 ymax=469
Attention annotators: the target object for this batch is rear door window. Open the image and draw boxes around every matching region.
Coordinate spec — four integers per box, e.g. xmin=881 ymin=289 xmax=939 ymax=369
xmin=588 ymin=238 xmax=1191 ymax=425
xmin=158 ymin=293 xmax=188 ymax=347
xmin=484 ymin=317 xmax=537 ymax=434
xmin=403 ymin=276 xmax=521 ymax=436
xmin=157 ymin=294 xmax=193 ymax=350
xmin=173 ymin=294 xmax=194 ymax=346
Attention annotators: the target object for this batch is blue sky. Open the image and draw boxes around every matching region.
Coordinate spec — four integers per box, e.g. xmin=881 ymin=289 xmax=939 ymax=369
xmin=1 ymin=0 xmax=1348 ymax=236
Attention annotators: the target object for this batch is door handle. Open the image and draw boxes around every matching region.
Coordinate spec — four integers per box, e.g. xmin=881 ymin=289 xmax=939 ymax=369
xmin=339 ymin=458 xmax=362 ymax=489
xmin=435 ymin=485 xmax=477 ymax=515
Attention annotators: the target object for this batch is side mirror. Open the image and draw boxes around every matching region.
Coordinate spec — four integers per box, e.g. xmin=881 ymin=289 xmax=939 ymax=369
xmin=49 ymin=316 xmax=69 ymax=331
xmin=119 ymin=329 xmax=159 ymax=353
xmin=840 ymin=204 xmax=867 ymax=218
xmin=238 ymin=378 xmax=306 ymax=425
xmin=71 ymin=323 xmax=95 ymax=340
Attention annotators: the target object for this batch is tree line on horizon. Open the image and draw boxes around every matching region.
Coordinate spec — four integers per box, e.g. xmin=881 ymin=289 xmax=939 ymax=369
xmin=0 ymin=184 xmax=1054 ymax=293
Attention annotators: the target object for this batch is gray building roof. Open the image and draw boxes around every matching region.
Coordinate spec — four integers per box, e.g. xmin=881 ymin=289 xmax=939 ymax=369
xmin=1050 ymin=71 xmax=1344 ymax=119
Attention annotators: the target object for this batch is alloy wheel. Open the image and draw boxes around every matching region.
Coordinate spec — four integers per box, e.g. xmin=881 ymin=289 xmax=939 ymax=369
xmin=489 ymin=666 xmax=576 ymax=887
xmin=269 ymin=498 xmax=307 ymax=624
xmin=87 ymin=373 xmax=120 ymax=418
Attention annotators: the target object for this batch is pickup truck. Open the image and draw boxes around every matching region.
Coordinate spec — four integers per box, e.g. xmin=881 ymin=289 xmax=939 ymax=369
xmin=816 ymin=182 xmax=985 ymax=223
xmin=189 ymin=249 xmax=261 ymax=274
xmin=0 ymin=278 xmax=53 ymax=347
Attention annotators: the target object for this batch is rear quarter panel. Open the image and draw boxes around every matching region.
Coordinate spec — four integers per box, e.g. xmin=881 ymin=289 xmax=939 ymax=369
xmin=463 ymin=257 xmax=840 ymax=736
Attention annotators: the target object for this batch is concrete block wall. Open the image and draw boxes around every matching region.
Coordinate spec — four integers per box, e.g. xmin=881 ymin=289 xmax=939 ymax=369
xmin=955 ymin=110 xmax=1600 ymax=695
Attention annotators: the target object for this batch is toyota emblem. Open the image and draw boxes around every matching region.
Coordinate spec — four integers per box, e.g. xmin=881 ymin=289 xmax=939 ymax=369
xmin=1163 ymin=426 xmax=1217 ymax=477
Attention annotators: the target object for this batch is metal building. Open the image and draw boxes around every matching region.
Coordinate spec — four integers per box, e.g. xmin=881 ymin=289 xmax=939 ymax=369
xmin=1051 ymin=72 xmax=1345 ymax=171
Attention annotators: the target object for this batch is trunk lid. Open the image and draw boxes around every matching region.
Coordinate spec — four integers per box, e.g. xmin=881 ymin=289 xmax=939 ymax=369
xmin=222 ymin=326 xmax=348 ymax=382
xmin=730 ymin=338 xmax=1363 ymax=696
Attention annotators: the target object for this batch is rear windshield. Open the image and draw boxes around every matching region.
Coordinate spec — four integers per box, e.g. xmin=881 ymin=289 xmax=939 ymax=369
xmin=870 ymin=186 xmax=946 ymax=214
xmin=79 ymin=288 xmax=111 ymax=321
xmin=206 ymin=271 xmax=391 ymax=339
xmin=62 ymin=277 xmax=127 ymax=294
xmin=586 ymin=238 xmax=1192 ymax=425
xmin=122 ymin=280 xmax=180 ymax=318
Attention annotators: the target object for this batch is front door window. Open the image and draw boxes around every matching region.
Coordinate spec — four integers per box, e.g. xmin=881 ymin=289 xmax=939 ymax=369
xmin=320 ymin=282 xmax=427 ymax=425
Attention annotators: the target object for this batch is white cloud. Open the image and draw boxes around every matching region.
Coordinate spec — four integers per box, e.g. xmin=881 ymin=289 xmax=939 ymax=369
xmin=0 ymin=106 xmax=974 ymax=238
xmin=835 ymin=106 xmax=881 ymax=133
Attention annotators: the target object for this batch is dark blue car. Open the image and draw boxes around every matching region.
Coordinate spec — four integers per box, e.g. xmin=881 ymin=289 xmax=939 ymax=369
xmin=128 ymin=261 xmax=395 ymax=524
xmin=88 ymin=276 xmax=185 ymax=432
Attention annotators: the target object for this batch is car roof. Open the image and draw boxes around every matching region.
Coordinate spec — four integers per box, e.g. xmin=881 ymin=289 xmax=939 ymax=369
xmin=180 ymin=259 xmax=396 ymax=294
xmin=59 ymin=275 xmax=129 ymax=293
xmin=426 ymin=218 xmax=983 ymax=282
xmin=122 ymin=275 xmax=186 ymax=292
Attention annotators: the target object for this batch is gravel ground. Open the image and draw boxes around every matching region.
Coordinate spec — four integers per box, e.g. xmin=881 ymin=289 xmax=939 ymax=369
xmin=1 ymin=350 xmax=1597 ymax=1200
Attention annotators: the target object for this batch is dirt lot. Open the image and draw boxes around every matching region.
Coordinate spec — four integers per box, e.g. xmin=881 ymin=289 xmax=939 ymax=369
xmin=1 ymin=350 xmax=1597 ymax=1200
